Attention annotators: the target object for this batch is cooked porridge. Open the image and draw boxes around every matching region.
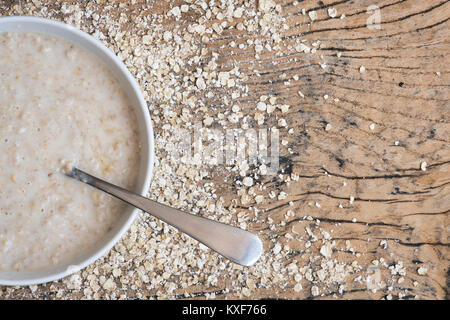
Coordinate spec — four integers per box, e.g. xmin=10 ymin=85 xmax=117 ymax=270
xmin=0 ymin=32 xmax=141 ymax=272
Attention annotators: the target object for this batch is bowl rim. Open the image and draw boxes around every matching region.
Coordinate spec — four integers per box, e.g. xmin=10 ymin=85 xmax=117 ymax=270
xmin=0 ymin=16 xmax=154 ymax=286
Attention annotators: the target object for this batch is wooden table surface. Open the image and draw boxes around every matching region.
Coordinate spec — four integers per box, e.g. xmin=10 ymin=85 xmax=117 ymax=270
xmin=0 ymin=0 xmax=448 ymax=300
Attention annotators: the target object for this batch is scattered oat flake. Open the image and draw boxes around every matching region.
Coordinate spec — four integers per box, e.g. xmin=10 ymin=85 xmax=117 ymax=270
xmin=311 ymin=285 xmax=320 ymax=296
xmin=420 ymin=161 xmax=427 ymax=171
xmin=272 ymin=242 xmax=282 ymax=255
xmin=328 ymin=8 xmax=338 ymax=18
xmin=320 ymin=243 xmax=333 ymax=258
xmin=417 ymin=267 xmax=428 ymax=275
xmin=255 ymin=195 xmax=264 ymax=204
xmin=308 ymin=10 xmax=318 ymax=21
xmin=243 ymin=176 xmax=254 ymax=187
xmin=294 ymin=283 xmax=303 ymax=292
xmin=103 ymin=278 xmax=116 ymax=291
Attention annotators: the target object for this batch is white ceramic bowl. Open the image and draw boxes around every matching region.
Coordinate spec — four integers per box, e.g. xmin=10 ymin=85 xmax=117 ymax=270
xmin=0 ymin=16 xmax=154 ymax=286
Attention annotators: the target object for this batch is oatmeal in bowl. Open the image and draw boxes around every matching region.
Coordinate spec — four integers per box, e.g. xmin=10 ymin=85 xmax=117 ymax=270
xmin=0 ymin=17 xmax=154 ymax=285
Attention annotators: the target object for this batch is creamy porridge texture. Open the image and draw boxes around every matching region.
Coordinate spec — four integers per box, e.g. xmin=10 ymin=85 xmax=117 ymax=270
xmin=0 ymin=32 xmax=141 ymax=271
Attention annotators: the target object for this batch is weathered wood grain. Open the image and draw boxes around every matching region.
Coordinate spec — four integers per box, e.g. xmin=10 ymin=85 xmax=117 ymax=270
xmin=184 ymin=0 xmax=449 ymax=300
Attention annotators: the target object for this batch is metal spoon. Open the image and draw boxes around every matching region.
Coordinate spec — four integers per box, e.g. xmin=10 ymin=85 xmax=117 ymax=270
xmin=65 ymin=167 xmax=263 ymax=266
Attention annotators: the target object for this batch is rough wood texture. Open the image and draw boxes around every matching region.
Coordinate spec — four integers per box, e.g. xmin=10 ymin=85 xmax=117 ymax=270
xmin=250 ymin=0 xmax=450 ymax=299
xmin=0 ymin=0 xmax=448 ymax=300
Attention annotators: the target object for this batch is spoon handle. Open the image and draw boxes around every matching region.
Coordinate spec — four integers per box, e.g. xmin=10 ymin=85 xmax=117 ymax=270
xmin=66 ymin=167 xmax=263 ymax=266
